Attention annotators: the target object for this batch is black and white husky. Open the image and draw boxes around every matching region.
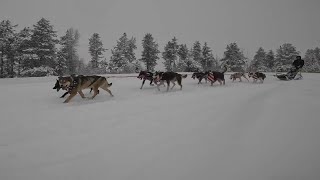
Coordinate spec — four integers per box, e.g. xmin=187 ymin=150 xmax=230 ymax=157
xmin=154 ymin=71 xmax=187 ymax=91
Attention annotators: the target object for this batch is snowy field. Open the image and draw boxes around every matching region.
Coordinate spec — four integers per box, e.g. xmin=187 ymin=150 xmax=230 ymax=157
xmin=1 ymin=73 xmax=320 ymax=180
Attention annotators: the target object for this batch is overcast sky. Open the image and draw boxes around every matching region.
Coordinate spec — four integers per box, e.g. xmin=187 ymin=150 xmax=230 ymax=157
xmin=1 ymin=0 xmax=320 ymax=68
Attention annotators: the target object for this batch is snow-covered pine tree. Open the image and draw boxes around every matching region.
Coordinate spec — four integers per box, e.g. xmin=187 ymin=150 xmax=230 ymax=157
xmin=16 ymin=27 xmax=32 ymax=77
xmin=304 ymin=49 xmax=320 ymax=72
xmin=251 ymin=47 xmax=267 ymax=72
xmin=189 ymin=49 xmax=201 ymax=72
xmin=265 ymin=50 xmax=275 ymax=72
xmin=109 ymin=33 xmax=138 ymax=73
xmin=0 ymin=20 xmax=18 ymax=77
xmin=109 ymin=52 xmax=123 ymax=73
xmin=126 ymin=36 xmax=137 ymax=63
xmin=176 ymin=44 xmax=189 ymax=71
xmin=314 ymin=47 xmax=320 ymax=71
xmin=89 ymin=33 xmax=106 ymax=69
xmin=77 ymin=58 xmax=87 ymax=75
xmin=176 ymin=44 xmax=201 ymax=72
xmin=29 ymin=18 xmax=58 ymax=70
xmin=56 ymin=50 xmax=67 ymax=76
xmin=202 ymin=42 xmax=213 ymax=71
xmin=4 ymin=22 xmax=18 ymax=78
xmin=220 ymin=42 xmax=245 ymax=72
xmin=98 ymin=58 xmax=108 ymax=74
xmin=162 ymin=37 xmax=179 ymax=71
xmin=207 ymin=52 xmax=219 ymax=71
xmin=140 ymin=33 xmax=160 ymax=71
xmin=59 ymin=28 xmax=80 ymax=75
xmin=191 ymin=41 xmax=202 ymax=70
xmin=275 ymin=43 xmax=300 ymax=72
xmin=109 ymin=33 xmax=126 ymax=73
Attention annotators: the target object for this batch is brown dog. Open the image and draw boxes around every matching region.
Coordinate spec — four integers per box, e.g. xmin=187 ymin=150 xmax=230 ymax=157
xmin=58 ymin=75 xmax=113 ymax=103
xmin=230 ymin=72 xmax=249 ymax=82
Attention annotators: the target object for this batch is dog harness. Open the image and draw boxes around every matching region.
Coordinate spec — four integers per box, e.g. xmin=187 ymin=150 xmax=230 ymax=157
xmin=207 ymin=72 xmax=215 ymax=82
xmin=67 ymin=77 xmax=79 ymax=93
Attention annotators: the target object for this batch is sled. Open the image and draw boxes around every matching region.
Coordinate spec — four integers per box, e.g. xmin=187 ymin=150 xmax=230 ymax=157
xmin=274 ymin=71 xmax=303 ymax=81
xmin=274 ymin=74 xmax=289 ymax=81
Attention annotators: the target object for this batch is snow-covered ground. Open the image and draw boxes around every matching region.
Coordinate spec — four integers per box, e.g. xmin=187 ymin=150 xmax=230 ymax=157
xmin=1 ymin=73 xmax=320 ymax=180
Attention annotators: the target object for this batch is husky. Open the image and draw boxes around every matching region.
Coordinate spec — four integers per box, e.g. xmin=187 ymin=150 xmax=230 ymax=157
xmin=248 ymin=72 xmax=266 ymax=83
xmin=191 ymin=72 xmax=208 ymax=84
xmin=206 ymin=65 xmax=228 ymax=86
xmin=229 ymin=72 xmax=249 ymax=82
xmin=53 ymin=75 xmax=97 ymax=98
xmin=154 ymin=71 xmax=187 ymax=91
xmin=137 ymin=71 xmax=155 ymax=89
xmin=57 ymin=75 xmax=113 ymax=103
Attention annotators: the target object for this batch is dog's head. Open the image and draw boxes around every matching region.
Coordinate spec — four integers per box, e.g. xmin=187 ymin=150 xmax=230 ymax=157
xmin=247 ymin=72 xmax=254 ymax=78
xmin=191 ymin=72 xmax=197 ymax=79
xmin=53 ymin=79 xmax=61 ymax=92
xmin=259 ymin=73 xmax=266 ymax=80
xmin=229 ymin=74 xmax=235 ymax=79
xmin=137 ymin=71 xmax=147 ymax=79
xmin=193 ymin=72 xmax=206 ymax=79
xmin=58 ymin=76 xmax=73 ymax=90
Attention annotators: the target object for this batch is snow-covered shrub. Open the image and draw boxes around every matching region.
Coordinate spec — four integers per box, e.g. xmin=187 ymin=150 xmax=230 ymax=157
xmin=21 ymin=66 xmax=56 ymax=77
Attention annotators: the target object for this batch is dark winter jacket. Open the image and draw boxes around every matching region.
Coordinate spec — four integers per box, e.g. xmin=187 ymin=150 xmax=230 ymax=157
xmin=292 ymin=57 xmax=304 ymax=69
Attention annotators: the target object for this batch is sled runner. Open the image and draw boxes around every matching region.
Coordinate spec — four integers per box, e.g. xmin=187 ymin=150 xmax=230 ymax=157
xmin=274 ymin=66 xmax=303 ymax=81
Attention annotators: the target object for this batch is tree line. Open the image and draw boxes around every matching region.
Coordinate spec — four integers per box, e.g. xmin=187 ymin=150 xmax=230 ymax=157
xmin=1 ymin=18 xmax=319 ymax=78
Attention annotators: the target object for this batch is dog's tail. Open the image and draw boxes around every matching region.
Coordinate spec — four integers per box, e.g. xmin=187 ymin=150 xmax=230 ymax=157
xmin=222 ymin=65 xmax=228 ymax=74
xmin=101 ymin=76 xmax=112 ymax=87
xmin=181 ymin=74 xmax=188 ymax=78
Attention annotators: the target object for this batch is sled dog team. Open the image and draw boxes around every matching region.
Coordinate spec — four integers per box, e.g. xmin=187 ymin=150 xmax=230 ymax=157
xmin=53 ymin=67 xmax=267 ymax=103
xmin=53 ymin=56 xmax=304 ymax=103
